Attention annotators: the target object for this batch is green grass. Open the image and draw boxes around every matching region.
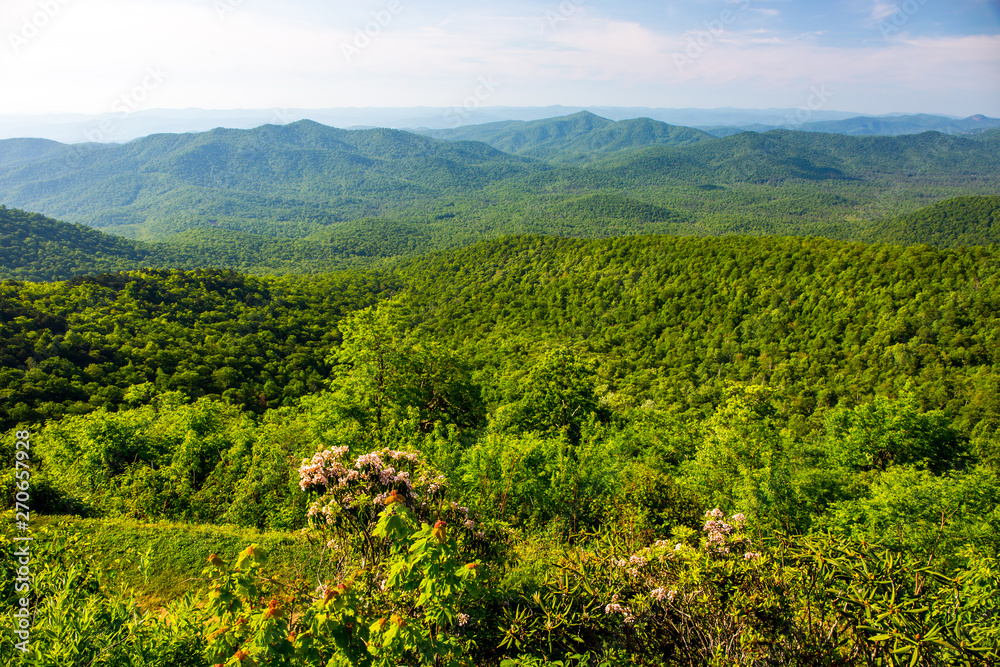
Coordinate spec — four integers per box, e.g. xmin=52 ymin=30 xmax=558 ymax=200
xmin=22 ymin=514 xmax=323 ymax=609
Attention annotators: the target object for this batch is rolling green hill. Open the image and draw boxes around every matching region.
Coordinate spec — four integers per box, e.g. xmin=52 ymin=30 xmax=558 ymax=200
xmin=797 ymin=113 xmax=1000 ymax=137
xmin=599 ymin=129 xmax=1000 ymax=186
xmin=0 ymin=205 xmax=148 ymax=280
xmin=0 ymin=116 xmax=998 ymax=258
xmin=0 ymin=137 xmax=67 ymax=166
xmin=3 ymin=232 xmax=999 ymax=442
xmin=4 ymin=111 xmax=1000 ymax=667
xmin=0 ymin=205 xmax=392 ymax=280
xmin=867 ymin=195 xmax=1000 ymax=247
xmin=4 ymin=230 xmax=1000 ymax=667
xmin=3 ymin=190 xmax=1000 ymax=283
xmin=418 ymin=111 xmax=715 ymax=162
xmin=0 ymin=120 xmax=540 ymax=239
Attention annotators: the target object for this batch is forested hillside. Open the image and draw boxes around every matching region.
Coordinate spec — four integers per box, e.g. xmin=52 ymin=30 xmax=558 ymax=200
xmin=3 ymin=232 xmax=1000 ymax=665
xmin=0 ymin=205 xmax=409 ymax=280
xmin=0 ymin=205 xmax=148 ymax=280
xmin=2 ymin=234 xmax=998 ymax=443
xmin=868 ymin=195 xmax=1000 ymax=247
xmin=417 ymin=111 xmax=715 ymax=162
xmin=2 ymin=111 xmax=1000 ymax=666
xmin=0 ymin=268 xmax=394 ymax=426
xmin=0 ymin=120 xmax=537 ymax=239
xmin=4 ymin=190 xmax=997 ymax=283
xmin=791 ymin=113 xmax=1000 ymax=136
xmin=1 ymin=116 xmax=997 ymax=247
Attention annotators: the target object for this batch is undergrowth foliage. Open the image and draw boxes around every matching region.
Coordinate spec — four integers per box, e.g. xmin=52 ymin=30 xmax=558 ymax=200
xmin=2 ymin=287 xmax=1000 ymax=665
xmin=3 ymin=476 xmax=999 ymax=665
xmin=196 ymin=448 xmax=483 ymax=666
xmin=497 ymin=510 xmax=1000 ymax=666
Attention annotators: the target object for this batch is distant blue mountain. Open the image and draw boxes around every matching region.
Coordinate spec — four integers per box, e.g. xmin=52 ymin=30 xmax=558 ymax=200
xmin=699 ymin=114 xmax=1000 ymax=137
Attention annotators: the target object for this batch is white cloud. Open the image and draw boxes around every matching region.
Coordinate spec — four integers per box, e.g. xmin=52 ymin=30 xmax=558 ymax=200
xmin=871 ymin=1 xmax=900 ymax=22
xmin=0 ymin=0 xmax=996 ymax=115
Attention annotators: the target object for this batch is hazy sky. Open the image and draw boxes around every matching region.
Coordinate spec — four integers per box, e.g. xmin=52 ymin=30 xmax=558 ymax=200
xmin=1 ymin=0 xmax=998 ymax=116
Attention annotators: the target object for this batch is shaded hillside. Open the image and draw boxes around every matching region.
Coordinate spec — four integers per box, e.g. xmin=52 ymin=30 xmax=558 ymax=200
xmin=867 ymin=196 xmax=1000 ymax=247
xmin=0 ymin=206 xmax=387 ymax=280
xmin=0 ymin=119 xmax=997 ymax=251
xmin=0 ymin=137 xmax=67 ymax=166
xmin=599 ymin=130 xmax=1000 ymax=186
xmin=0 ymin=120 xmax=539 ymax=239
xmin=419 ymin=111 xmax=715 ymax=162
xmin=0 ymin=205 xmax=148 ymax=281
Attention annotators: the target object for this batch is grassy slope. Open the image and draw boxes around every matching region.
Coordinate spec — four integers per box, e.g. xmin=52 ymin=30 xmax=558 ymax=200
xmin=18 ymin=514 xmax=319 ymax=609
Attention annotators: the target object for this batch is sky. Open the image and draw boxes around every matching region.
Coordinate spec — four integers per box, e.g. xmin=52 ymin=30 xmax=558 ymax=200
xmin=0 ymin=0 xmax=998 ymax=117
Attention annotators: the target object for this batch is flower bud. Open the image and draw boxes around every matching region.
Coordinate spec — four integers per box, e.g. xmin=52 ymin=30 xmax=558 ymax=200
xmin=432 ymin=520 xmax=447 ymax=542
xmin=263 ymin=599 xmax=282 ymax=619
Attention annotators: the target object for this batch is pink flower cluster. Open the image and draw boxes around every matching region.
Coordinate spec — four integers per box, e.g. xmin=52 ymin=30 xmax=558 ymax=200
xmin=426 ymin=474 xmax=447 ymax=494
xmin=301 ymin=448 xmax=418 ymax=494
xmin=299 ymin=447 xmax=484 ymax=543
xmin=650 ymin=587 xmax=677 ymax=603
xmin=298 ymin=446 xmax=351 ymax=490
xmin=617 ymin=553 xmax=648 ymax=577
xmin=300 ymin=447 xmax=429 ymax=524
xmin=703 ymin=507 xmax=734 ymax=545
xmin=355 ymin=451 xmax=416 ymax=498
xmin=604 ymin=595 xmax=636 ymax=623
xmin=702 ymin=508 xmax=752 ymax=556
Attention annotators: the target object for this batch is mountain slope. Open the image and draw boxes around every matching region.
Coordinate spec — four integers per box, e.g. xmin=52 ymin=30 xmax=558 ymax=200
xmin=418 ymin=111 xmax=715 ymax=162
xmin=1 ymin=119 xmax=998 ymax=253
xmin=0 ymin=138 xmax=68 ymax=167
xmin=598 ymin=130 xmax=1000 ymax=186
xmin=0 ymin=205 xmax=385 ymax=280
xmin=0 ymin=120 xmax=539 ymax=239
xmin=0 ymin=205 xmax=148 ymax=280
xmin=698 ymin=114 xmax=1000 ymax=138
xmin=798 ymin=114 xmax=1000 ymax=137
xmin=866 ymin=196 xmax=1000 ymax=247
